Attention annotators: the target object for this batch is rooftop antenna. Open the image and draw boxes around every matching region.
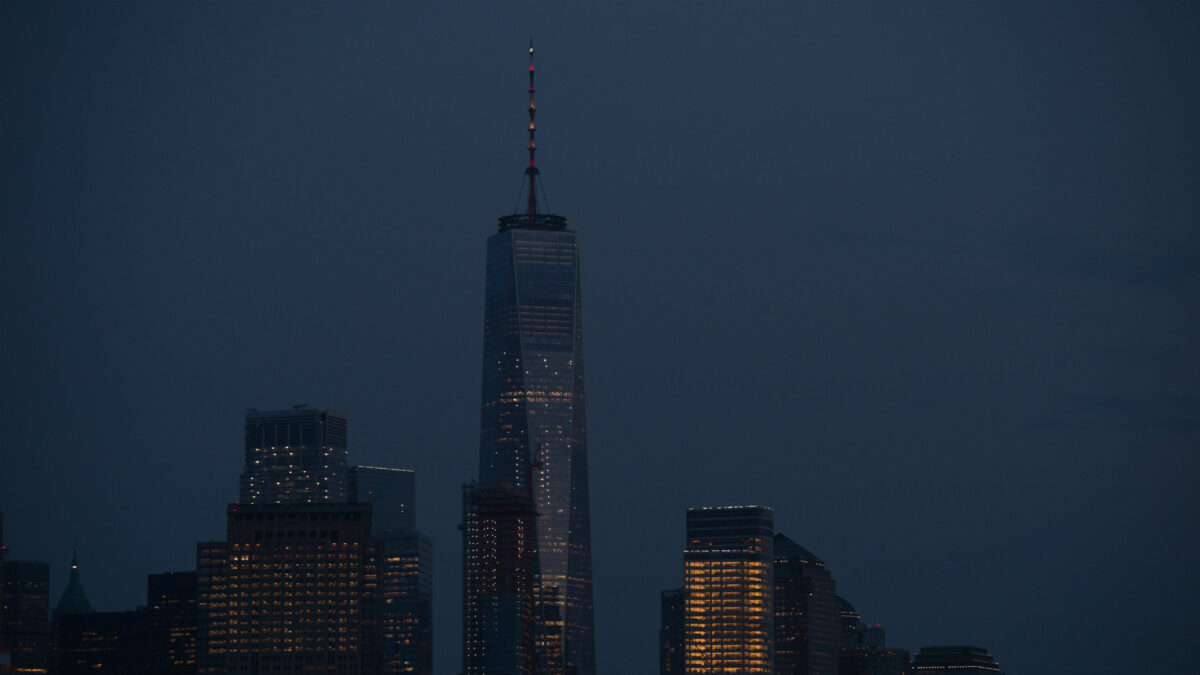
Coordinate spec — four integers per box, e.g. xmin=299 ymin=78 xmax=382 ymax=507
xmin=526 ymin=37 xmax=538 ymax=225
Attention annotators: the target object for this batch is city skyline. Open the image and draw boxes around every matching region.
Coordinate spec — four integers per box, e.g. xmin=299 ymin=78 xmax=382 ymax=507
xmin=2 ymin=3 xmax=1198 ymax=675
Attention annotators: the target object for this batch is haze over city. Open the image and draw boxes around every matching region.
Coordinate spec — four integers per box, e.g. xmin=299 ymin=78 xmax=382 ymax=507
xmin=2 ymin=2 xmax=1197 ymax=674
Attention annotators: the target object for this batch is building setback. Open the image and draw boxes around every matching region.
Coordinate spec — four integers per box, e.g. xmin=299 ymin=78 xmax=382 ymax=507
xmin=684 ymin=506 xmax=775 ymax=675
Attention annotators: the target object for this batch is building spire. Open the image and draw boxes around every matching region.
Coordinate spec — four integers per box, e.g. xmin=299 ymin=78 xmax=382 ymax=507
xmin=526 ymin=37 xmax=538 ymax=224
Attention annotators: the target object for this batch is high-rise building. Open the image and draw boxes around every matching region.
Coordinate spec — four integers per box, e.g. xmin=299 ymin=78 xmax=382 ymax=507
xmin=774 ymin=534 xmax=839 ymax=675
xmin=461 ymin=483 xmax=540 ymax=675
xmin=684 ymin=506 xmax=775 ymax=675
xmin=239 ymin=407 xmax=350 ymax=504
xmin=660 ymin=588 xmax=685 ymax=675
xmin=196 ymin=503 xmax=372 ymax=674
xmin=351 ymin=465 xmax=416 ymax=535
xmin=1 ymin=559 xmax=50 ymax=673
xmin=911 ymin=647 xmax=1001 ymax=675
xmin=365 ymin=532 xmax=433 ymax=675
xmin=465 ymin=42 xmax=595 ymax=675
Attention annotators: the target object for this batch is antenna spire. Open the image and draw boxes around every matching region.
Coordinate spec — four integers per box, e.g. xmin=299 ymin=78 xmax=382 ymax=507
xmin=526 ymin=38 xmax=538 ymax=223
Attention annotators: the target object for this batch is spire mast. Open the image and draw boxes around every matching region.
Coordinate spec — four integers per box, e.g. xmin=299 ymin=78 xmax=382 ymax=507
xmin=526 ymin=38 xmax=538 ymax=224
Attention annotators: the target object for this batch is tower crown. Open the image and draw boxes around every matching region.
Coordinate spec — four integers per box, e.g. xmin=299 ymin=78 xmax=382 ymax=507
xmin=499 ymin=39 xmax=567 ymax=232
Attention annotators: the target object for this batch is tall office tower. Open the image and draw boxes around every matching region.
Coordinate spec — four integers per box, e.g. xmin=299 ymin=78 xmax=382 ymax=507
xmin=352 ymin=465 xmax=432 ymax=675
xmin=774 ymin=535 xmax=840 ymax=675
xmin=461 ymin=483 xmax=540 ymax=675
xmin=660 ymin=588 xmax=685 ymax=675
xmin=911 ymin=647 xmax=1001 ymax=675
xmin=351 ymin=465 xmax=416 ymax=535
xmin=684 ymin=506 xmax=775 ymax=675
xmin=467 ymin=42 xmax=594 ymax=675
xmin=196 ymin=503 xmax=372 ymax=674
xmin=239 ymin=407 xmax=350 ymax=504
xmin=364 ymin=532 xmax=433 ymax=675
xmin=1 ymin=559 xmax=50 ymax=673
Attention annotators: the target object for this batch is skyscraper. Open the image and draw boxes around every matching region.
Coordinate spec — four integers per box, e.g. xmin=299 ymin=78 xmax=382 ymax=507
xmin=351 ymin=465 xmax=416 ymax=535
xmin=774 ymin=534 xmax=839 ymax=675
xmin=239 ymin=407 xmax=350 ymax=504
xmin=684 ymin=506 xmax=775 ymax=675
xmin=660 ymin=588 xmax=684 ymax=675
xmin=196 ymin=503 xmax=372 ymax=674
xmin=465 ymin=42 xmax=594 ymax=675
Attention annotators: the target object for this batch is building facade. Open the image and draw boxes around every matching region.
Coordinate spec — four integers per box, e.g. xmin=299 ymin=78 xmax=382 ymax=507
xmin=684 ymin=506 xmax=775 ymax=675
xmin=465 ymin=43 xmax=595 ymax=675
xmin=196 ymin=503 xmax=372 ymax=674
xmin=461 ymin=483 xmax=540 ymax=675
xmin=351 ymin=466 xmax=416 ymax=535
xmin=773 ymin=534 xmax=839 ymax=675
xmin=239 ymin=407 xmax=350 ymax=504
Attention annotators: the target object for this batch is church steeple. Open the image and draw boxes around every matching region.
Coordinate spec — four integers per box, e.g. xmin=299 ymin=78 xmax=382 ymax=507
xmin=54 ymin=550 xmax=93 ymax=616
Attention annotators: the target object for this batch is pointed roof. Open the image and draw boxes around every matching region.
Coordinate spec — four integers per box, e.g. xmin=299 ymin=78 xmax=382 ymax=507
xmin=54 ymin=551 xmax=93 ymax=616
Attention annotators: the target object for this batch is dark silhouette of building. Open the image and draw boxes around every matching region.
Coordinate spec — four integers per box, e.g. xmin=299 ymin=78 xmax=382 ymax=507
xmin=911 ymin=647 xmax=1001 ymax=675
xmin=352 ymin=466 xmax=432 ymax=675
xmin=146 ymin=571 xmax=197 ymax=674
xmin=1 ymin=558 xmax=49 ymax=673
xmin=239 ymin=407 xmax=350 ymax=504
xmin=837 ymin=597 xmax=862 ymax=649
xmin=196 ymin=503 xmax=372 ymax=674
xmin=774 ymin=534 xmax=839 ymax=675
xmin=351 ymin=466 xmax=416 ymax=535
xmin=461 ymin=483 xmax=539 ymax=675
xmin=53 ymin=554 xmax=92 ymax=618
xmin=464 ymin=42 xmax=595 ymax=675
xmin=684 ymin=506 xmax=775 ymax=674
xmin=659 ymin=588 xmax=684 ymax=675
xmin=838 ymin=622 xmax=910 ymax=675
xmin=53 ymin=610 xmax=147 ymax=675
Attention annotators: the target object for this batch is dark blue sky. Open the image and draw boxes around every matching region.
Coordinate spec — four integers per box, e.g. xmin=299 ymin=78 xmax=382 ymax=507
xmin=2 ymin=2 xmax=1197 ymax=674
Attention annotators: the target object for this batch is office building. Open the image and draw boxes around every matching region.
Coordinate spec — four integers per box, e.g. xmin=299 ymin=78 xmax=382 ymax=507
xmin=774 ymin=534 xmax=839 ymax=675
xmin=1 ymin=559 xmax=50 ymax=673
xmin=465 ymin=42 xmax=595 ymax=675
xmin=196 ymin=503 xmax=371 ymax=674
xmin=684 ymin=506 xmax=774 ymax=674
xmin=239 ymin=407 xmax=350 ymax=504
xmin=912 ymin=646 xmax=1001 ymax=675
xmin=660 ymin=588 xmax=684 ymax=675
xmin=351 ymin=465 xmax=416 ymax=535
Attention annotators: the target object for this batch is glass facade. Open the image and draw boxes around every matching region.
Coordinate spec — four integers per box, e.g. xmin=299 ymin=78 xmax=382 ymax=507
xmin=774 ymin=534 xmax=839 ymax=675
xmin=684 ymin=506 xmax=774 ymax=675
xmin=475 ymin=222 xmax=595 ymax=675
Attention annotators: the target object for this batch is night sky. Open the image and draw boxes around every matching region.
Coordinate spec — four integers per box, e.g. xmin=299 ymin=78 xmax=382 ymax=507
xmin=2 ymin=2 xmax=1197 ymax=674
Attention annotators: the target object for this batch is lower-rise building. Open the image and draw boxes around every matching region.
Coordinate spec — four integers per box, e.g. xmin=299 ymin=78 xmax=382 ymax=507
xmin=911 ymin=646 xmax=1001 ymax=675
xmin=1 ymin=559 xmax=49 ymax=673
xmin=196 ymin=503 xmax=372 ymax=675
